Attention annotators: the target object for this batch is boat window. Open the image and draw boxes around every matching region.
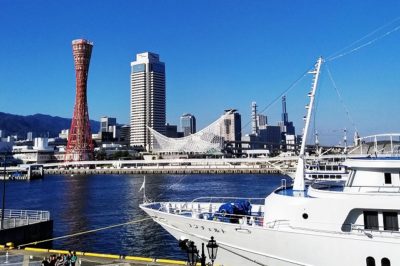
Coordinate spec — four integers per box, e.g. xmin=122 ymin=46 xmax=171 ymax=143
xmin=366 ymin=257 xmax=375 ymax=266
xmin=383 ymin=212 xmax=399 ymax=231
xmin=330 ymin=175 xmax=335 ymax=179
xmin=364 ymin=211 xmax=379 ymax=230
xmin=336 ymin=175 xmax=341 ymax=179
xmin=326 ymin=166 xmax=332 ymax=171
xmin=332 ymin=165 xmax=338 ymax=171
xmin=384 ymin=173 xmax=392 ymax=184
xmin=312 ymin=175 xmax=317 ymax=179
xmin=381 ymin=257 xmax=390 ymax=266
xmin=318 ymin=175 xmax=323 ymax=179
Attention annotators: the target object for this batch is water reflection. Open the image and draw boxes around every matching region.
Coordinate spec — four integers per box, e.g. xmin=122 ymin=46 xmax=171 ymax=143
xmin=5 ymin=173 xmax=288 ymax=259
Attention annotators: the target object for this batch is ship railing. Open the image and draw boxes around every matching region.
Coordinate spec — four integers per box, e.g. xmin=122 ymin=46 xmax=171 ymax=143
xmin=159 ymin=201 xmax=265 ymax=226
xmin=0 ymin=209 xmax=50 ymax=230
xmin=350 ymin=223 xmax=400 ymax=235
xmin=351 ymin=133 xmax=400 ymax=155
xmin=345 ymin=185 xmax=400 ymax=193
xmin=191 ymin=197 xmax=265 ymax=205
xmin=264 ymin=219 xmax=290 ymax=228
xmin=190 ymin=210 xmax=265 ymax=227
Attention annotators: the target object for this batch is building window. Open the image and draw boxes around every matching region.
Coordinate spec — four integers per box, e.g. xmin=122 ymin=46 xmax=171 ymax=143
xmin=364 ymin=211 xmax=379 ymax=230
xmin=384 ymin=173 xmax=392 ymax=184
xmin=383 ymin=212 xmax=398 ymax=231
xmin=381 ymin=258 xmax=390 ymax=266
xmin=366 ymin=257 xmax=375 ymax=266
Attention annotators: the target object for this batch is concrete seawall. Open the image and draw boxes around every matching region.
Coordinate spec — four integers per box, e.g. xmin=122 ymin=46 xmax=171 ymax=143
xmin=45 ymin=167 xmax=283 ymax=175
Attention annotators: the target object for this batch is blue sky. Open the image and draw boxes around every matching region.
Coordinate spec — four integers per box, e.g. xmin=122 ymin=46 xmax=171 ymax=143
xmin=1 ymin=0 xmax=400 ymax=144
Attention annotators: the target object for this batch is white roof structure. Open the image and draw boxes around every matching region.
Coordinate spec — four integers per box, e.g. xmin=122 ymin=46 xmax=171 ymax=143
xmin=148 ymin=114 xmax=227 ymax=154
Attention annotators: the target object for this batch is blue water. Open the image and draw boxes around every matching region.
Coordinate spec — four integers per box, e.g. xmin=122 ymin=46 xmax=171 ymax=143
xmin=3 ymin=174 xmax=288 ymax=259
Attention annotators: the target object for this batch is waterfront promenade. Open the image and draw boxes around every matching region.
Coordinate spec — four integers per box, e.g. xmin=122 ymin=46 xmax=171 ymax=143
xmin=0 ymin=248 xmax=187 ymax=266
xmin=43 ymin=157 xmax=299 ymax=175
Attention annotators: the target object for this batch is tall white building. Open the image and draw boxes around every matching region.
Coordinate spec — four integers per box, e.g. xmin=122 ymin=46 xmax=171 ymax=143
xmin=130 ymin=52 xmax=166 ymax=150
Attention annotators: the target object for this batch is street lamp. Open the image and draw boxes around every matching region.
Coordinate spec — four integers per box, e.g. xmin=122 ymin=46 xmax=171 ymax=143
xmin=186 ymin=241 xmax=199 ymax=266
xmin=179 ymin=236 xmax=219 ymax=266
xmin=206 ymin=236 xmax=219 ymax=265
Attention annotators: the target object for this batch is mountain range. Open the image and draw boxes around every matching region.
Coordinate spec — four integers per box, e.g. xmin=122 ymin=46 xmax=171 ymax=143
xmin=0 ymin=112 xmax=100 ymax=138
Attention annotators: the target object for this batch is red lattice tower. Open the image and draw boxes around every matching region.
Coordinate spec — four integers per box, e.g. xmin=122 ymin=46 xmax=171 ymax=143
xmin=65 ymin=39 xmax=94 ymax=161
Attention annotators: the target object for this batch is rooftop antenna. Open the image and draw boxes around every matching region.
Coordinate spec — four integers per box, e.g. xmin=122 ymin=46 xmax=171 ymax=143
xmin=293 ymin=57 xmax=323 ymax=192
xmin=315 ymin=130 xmax=320 ymax=156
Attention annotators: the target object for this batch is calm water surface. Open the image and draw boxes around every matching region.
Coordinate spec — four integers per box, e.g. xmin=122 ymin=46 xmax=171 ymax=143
xmin=4 ymin=174 xmax=288 ymax=259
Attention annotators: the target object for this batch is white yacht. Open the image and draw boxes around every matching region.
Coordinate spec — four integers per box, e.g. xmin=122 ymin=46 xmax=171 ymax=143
xmin=140 ymin=58 xmax=400 ymax=266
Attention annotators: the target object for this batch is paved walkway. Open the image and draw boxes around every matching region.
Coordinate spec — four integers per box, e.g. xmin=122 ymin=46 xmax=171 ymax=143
xmin=0 ymin=250 xmax=185 ymax=266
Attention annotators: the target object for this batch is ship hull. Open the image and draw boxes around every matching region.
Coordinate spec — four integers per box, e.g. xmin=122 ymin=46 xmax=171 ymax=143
xmin=141 ymin=205 xmax=400 ymax=266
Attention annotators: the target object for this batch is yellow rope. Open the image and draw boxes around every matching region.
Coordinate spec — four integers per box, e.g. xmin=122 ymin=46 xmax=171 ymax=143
xmin=18 ymin=217 xmax=152 ymax=248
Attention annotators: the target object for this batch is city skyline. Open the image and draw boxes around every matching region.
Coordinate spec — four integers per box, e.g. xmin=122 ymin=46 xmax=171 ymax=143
xmin=1 ymin=1 xmax=400 ymax=145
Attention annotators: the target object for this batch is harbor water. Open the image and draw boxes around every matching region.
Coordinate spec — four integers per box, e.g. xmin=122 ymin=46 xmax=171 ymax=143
xmin=3 ymin=174 xmax=289 ymax=260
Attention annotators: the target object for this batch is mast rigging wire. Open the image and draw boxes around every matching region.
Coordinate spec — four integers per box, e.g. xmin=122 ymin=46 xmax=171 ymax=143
xmin=327 ymin=16 xmax=400 ymax=61
xmin=325 ymin=63 xmax=359 ymax=133
xmin=241 ymin=67 xmax=312 ymax=132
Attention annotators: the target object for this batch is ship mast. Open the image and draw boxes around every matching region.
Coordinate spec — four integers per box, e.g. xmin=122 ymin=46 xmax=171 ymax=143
xmin=293 ymin=57 xmax=323 ymax=191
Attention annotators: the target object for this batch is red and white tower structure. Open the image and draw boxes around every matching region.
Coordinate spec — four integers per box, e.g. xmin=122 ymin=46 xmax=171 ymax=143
xmin=65 ymin=39 xmax=94 ymax=161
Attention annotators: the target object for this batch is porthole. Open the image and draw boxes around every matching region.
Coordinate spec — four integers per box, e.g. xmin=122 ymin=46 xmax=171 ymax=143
xmin=381 ymin=257 xmax=390 ymax=266
xmin=302 ymin=213 xmax=308 ymax=219
xmin=366 ymin=256 xmax=375 ymax=266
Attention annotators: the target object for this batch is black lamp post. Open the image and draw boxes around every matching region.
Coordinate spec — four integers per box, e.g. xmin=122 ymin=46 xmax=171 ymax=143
xmin=180 ymin=236 xmax=219 ymax=266
xmin=206 ymin=236 xmax=219 ymax=265
xmin=186 ymin=241 xmax=198 ymax=266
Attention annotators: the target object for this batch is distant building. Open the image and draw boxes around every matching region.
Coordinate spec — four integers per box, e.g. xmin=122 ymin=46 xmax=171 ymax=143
xmin=259 ymin=126 xmax=281 ymax=146
xmin=13 ymin=137 xmax=53 ymax=163
xmin=166 ymin=123 xmax=178 ymax=138
xmin=100 ymin=116 xmax=116 ymax=133
xmin=119 ymin=125 xmax=131 ymax=145
xmin=221 ymin=109 xmax=241 ymax=143
xmin=279 ymin=96 xmax=296 ymax=149
xmin=130 ymin=52 xmax=166 ymax=151
xmin=99 ymin=116 xmax=118 ymax=142
xmin=251 ymin=102 xmax=258 ymax=135
xmin=27 ymin=132 xmax=33 ymax=141
xmin=257 ymin=114 xmax=268 ymax=130
xmin=59 ymin=129 xmax=69 ymax=139
xmin=180 ymin=113 xmax=196 ymax=137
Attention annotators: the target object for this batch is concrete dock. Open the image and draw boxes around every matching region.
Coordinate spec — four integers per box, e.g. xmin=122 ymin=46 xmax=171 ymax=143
xmin=0 ymin=248 xmax=188 ymax=266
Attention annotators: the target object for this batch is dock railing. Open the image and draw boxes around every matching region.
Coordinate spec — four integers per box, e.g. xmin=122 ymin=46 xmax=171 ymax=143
xmin=0 ymin=209 xmax=50 ymax=230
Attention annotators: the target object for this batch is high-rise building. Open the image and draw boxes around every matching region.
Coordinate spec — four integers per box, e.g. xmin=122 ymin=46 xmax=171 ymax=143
xmin=65 ymin=39 xmax=94 ymax=161
xmin=130 ymin=52 xmax=166 ymax=150
xmin=251 ymin=102 xmax=258 ymax=135
xmin=279 ymin=96 xmax=295 ymax=135
xmin=221 ymin=109 xmax=241 ymax=142
xmin=180 ymin=113 xmax=196 ymax=137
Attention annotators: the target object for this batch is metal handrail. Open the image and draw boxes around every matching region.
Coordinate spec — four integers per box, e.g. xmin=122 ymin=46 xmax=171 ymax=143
xmin=0 ymin=209 xmax=50 ymax=221
xmin=191 ymin=197 xmax=265 ymax=205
